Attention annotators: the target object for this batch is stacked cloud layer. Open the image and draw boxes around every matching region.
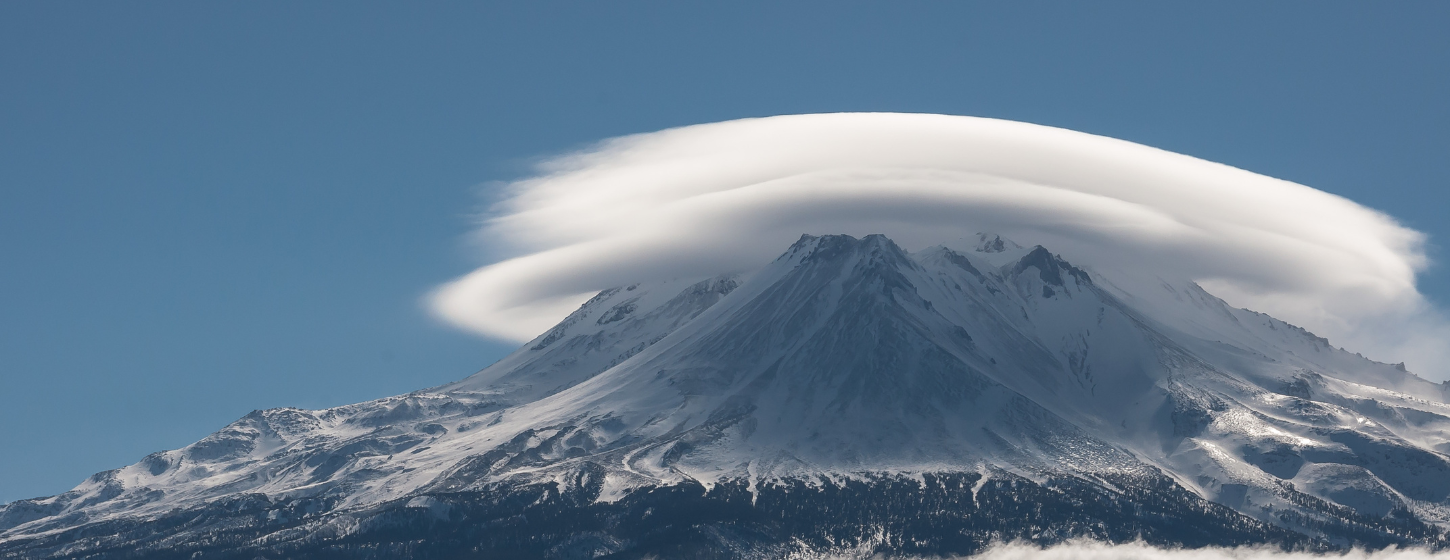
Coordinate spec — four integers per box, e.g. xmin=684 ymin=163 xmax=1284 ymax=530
xmin=430 ymin=113 xmax=1448 ymax=380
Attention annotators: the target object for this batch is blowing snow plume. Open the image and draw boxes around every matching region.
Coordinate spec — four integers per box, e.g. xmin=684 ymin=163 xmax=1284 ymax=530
xmin=430 ymin=113 xmax=1448 ymax=379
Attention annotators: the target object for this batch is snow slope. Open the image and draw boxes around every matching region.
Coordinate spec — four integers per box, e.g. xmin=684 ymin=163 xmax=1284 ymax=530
xmin=4 ymin=234 xmax=1449 ymax=554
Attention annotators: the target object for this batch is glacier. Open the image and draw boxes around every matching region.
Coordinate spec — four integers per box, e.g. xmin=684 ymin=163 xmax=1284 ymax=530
xmin=3 ymin=233 xmax=1449 ymax=559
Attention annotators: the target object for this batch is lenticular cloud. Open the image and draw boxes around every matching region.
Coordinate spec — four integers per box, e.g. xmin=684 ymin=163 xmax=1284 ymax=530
xmin=430 ymin=113 xmax=1448 ymax=379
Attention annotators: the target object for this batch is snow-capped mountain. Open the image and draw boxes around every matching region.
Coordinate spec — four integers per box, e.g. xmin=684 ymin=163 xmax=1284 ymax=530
xmin=4 ymin=234 xmax=1450 ymax=559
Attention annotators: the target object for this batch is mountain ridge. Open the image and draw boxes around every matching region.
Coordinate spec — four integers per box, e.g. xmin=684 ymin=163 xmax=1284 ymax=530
xmin=4 ymin=233 xmax=1449 ymax=558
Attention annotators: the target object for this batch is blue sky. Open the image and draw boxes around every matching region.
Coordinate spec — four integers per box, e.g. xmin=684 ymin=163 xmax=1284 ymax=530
xmin=1 ymin=2 xmax=1446 ymax=504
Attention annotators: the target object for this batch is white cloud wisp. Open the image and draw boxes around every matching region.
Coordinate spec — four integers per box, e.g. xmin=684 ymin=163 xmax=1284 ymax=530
xmin=816 ymin=540 xmax=1450 ymax=560
xmin=430 ymin=113 xmax=1448 ymax=379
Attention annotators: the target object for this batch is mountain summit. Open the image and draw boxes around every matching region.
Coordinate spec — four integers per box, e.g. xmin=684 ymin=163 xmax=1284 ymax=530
xmin=5 ymin=234 xmax=1450 ymax=558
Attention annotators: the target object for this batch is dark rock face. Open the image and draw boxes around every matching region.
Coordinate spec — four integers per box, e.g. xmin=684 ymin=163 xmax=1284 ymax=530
xmin=1012 ymin=246 xmax=1091 ymax=287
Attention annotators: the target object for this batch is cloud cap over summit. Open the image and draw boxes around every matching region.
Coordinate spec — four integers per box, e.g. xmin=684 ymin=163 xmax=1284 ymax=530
xmin=430 ymin=113 xmax=1446 ymax=379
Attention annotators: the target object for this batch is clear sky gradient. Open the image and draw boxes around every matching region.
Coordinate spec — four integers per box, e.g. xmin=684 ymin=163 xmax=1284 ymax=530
xmin=1 ymin=2 xmax=1446 ymax=504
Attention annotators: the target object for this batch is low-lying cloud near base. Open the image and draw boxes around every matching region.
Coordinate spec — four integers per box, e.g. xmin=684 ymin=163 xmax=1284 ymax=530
xmin=430 ymin=113 xmax=1449 ymax=380
xmin=821 ymin=540 xmax=1450 ymax=560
